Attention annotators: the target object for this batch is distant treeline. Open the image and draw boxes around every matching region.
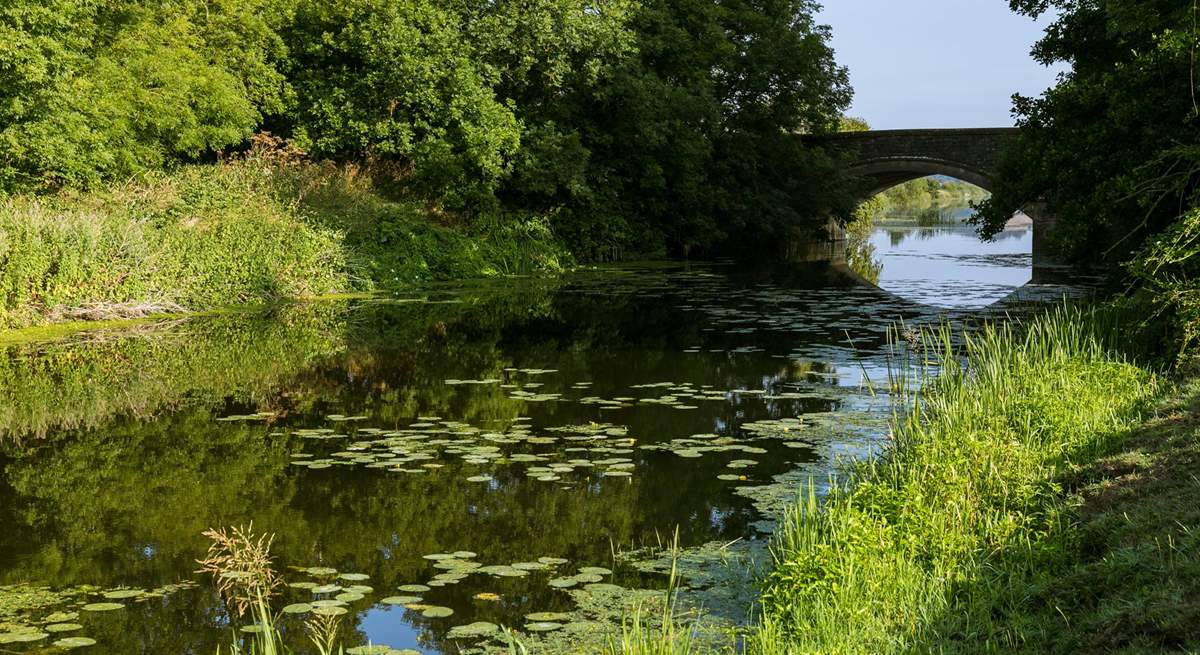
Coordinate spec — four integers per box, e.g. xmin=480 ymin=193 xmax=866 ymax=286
xmin=0 ymin=0 xmax=857 ymax=259
xmin=870 ymin=178 xmax=990 ymax=220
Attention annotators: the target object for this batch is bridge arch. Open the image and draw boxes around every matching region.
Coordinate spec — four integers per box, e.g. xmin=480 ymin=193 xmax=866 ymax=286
xmin=798 ymin=127 xmax=1063 ymax=279
xmin=848 ymin=158 xmax=994 ymax=198
xmin=801 ymin=127 xmax=1016 ymax=201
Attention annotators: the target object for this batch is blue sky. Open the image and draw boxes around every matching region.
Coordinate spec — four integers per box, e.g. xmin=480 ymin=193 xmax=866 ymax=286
xmin=815 ymin=1 xmax=1066 ymax=129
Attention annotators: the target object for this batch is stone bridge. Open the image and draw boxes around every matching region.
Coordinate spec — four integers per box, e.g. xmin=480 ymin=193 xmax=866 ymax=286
xmin=800 ymin=128 xmax=1060 ymax=274
xmin=804 ymin=128 xmax=1018 ymax=196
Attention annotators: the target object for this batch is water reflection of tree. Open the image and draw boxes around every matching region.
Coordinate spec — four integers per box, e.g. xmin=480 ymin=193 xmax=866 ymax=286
xmin=0 ymin=275 xmax=853 ymax=653
xmin=886 ymin=225 xmax=1032 ymax=248
xmin=844 ymin=202 xmax=883 ymax=283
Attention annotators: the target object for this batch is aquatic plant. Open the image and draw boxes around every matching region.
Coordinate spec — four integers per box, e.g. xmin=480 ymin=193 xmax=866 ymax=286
xmin=197 ymin=524 xmax=281 ymax=618
xmin=199 ymin=524 xmax=286 ymax=655
xmin=305 ymin=612 xmax=343 ymax=655
xmin=0 ymin=142 xmax=569 ymax=332
xmin=609 ymin=531 xmax=702 ymax=655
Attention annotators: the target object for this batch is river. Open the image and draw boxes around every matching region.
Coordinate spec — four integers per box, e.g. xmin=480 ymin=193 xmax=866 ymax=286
xmin=0 ymin=222 xmax=1050 ymax=653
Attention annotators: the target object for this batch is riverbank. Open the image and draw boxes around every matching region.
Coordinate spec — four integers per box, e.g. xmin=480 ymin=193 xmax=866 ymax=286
xmin=744 ymin=306 xmax=1200 ymax=654
xmin=0 ymin=143 xmax=569 ymax=332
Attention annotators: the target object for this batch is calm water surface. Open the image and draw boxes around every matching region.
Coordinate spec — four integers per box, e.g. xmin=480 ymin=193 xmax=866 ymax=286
xmin=869 ymin=223 xmax=1034 ymax=307
xmin=0 ymin=239 xmax=1043 ymax=653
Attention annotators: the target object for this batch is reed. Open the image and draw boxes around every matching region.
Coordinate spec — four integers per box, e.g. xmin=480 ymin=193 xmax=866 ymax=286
xmin=747 ymin=304 xmax=1159 ymax=654
xmin=609 ymin=530 xmax=704 ymax=655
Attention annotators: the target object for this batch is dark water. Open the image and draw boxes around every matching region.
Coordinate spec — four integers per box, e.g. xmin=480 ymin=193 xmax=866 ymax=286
xmin=0 ymin=257 xmax=1043 ymax=653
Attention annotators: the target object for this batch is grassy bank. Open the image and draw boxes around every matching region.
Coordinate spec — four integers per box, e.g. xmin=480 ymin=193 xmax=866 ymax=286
xmin=747 ymin=307 xmax=1178 ymax=654
xmin=0 ymin=141 xmax=569 ymax=331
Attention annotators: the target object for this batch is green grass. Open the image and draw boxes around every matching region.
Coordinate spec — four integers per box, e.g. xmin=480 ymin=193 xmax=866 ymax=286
xmin=0 ymin=141 xmax=569 ymax=331
xmin=1016 ymin=379 xmax=1200 ymax=653
xmin=748 ymin=305 xmax=1167 ymax=654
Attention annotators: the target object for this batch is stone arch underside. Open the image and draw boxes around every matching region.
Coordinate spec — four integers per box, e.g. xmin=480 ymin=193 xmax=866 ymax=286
xmin=849 ymin=158 xmax=994 ymax=198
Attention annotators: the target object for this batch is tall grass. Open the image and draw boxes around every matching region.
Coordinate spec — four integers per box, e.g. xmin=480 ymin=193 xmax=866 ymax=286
xmin=0 ymin=138 xmax=569 ymax=331
xmin=0 ymin=160 xmax=354 ymax=330
xmin=607 ymin=531 xmax=701 ymax=655
xmin=748 ymin=305 xmax=1160 ymax=654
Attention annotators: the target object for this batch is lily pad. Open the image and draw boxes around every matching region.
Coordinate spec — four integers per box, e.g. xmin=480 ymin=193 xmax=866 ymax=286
xmin=81 ymin=603 xmax=124 ymax=612
xmin=307 ymin=567 xmax=339 ymax=577
xmin=381 ymin=596 xmax=422 ymax=605
xmin=52 ymin=636 xmax=97 ymax=649
xmin=548 ymin=577 xmax=578 ymax=589
xmin=281 ymin=603 xmax=313 ymax=614
xmin=339 ymin=573 xmax=370 ymax=581
xmin=312 ymin=606 xmax=348 ymax=617
xmin=102 ymin=589 xmax=143 ymax=599
xmin=346 ymin=646 xmax=392 ymax=655
xmin=479 ymin=565 xmax=527 ymax=577
xmin=525 ymin=612 xmax=571 ymax=622
xmin=45 ymin=623 xmax=83 ymax=632
xmin=525 ymin=622 xmax=563 ymax=632
xmin=0 ymin=631 xmax=49 ymax=643
xmin=421 ymin=605 xmax=454 ymax=618
xmin=578 ymin=566 xmax=612 ymax=575
xmin=447 ymin=621 xmax=500 ymax=638
xmin=397 ymin=584 xmax=430 ymax=593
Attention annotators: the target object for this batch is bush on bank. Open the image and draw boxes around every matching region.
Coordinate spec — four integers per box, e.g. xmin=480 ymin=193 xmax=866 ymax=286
xmin=0 ymin=142 xmax=568 ymax=330
xmin=749 ymin=307 xmax=1161 ymax=654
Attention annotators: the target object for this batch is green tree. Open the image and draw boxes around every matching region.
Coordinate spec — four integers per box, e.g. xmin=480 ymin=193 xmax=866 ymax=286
xmin=977 ymin=0 xmax=1200 ymax=265
xmin=839 ymin=116 xmax=872 ymax=133
xmin=452 ymin=0 xmax=639 ymax=218
xmin=537 ymin=0 xmax=855 ymax=258
xmin=0 ymin=0 xmax=288 ymax=192
xmin=279 ymin=0 xmax=521 ymax=212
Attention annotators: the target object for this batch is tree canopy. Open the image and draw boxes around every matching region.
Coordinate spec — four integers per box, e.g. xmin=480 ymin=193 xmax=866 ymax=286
xmin=0 ymin=0 xmax=854 ymax=259
xmin=0 ymin=0 xmax=288 ymax=190
xmin=977 ymin=0 xmax=1200 ymax=265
